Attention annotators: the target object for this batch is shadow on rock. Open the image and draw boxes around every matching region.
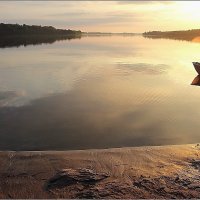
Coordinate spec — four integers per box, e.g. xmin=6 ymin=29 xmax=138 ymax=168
xmin=46 ymin=168 xmax=109 ymax=190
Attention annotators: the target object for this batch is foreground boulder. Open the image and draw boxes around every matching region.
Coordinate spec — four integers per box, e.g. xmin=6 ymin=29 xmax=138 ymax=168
xmin=47 ymin=168 xmax=109 ymax=189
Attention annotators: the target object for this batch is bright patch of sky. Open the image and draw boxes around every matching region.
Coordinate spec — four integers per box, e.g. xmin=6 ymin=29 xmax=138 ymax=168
xmin=0 ymin=1 xmax=200 ymax=33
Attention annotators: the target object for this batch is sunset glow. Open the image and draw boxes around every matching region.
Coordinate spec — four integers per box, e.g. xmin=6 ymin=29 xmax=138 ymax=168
xmin=0 ymin=1 xmax=200 ymax=32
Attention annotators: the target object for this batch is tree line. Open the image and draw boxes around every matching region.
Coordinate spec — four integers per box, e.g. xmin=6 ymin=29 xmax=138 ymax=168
xmin=0 ymin=23 xmax=82 ymax=36
xmin=143 ymin=29 xmax=200 ymax=41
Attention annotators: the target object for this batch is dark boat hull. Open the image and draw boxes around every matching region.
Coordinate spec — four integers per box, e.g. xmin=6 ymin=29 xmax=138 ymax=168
xmin=193 ymin=62 xmax=200 ymax=74
xmin=191 ymin=75 xmax=200 ymax=86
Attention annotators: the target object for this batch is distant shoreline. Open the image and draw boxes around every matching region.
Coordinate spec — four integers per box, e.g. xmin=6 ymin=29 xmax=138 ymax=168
xmin=0 ymin=23 xmax=81 ymax=36
xmin=143 ymin=29 xmax=200 ymax=42
xmin=82 ymin=32 xmax=141 ymax=36
xmin=2 ymin=23 xmax=200 ymax=48
xmin=0 ymin=23 xmax=82 ymax=48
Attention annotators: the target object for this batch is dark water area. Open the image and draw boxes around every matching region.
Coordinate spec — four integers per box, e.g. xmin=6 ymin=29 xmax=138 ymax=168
xmin=0 ymin=35 xmax=200 ymax=150
xmin=0 ymin=35 xmax=81 ymax=48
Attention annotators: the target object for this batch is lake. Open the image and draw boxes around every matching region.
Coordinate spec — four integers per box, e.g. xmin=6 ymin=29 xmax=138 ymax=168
xmin=0 ymin=35 xmax=200 ymax=150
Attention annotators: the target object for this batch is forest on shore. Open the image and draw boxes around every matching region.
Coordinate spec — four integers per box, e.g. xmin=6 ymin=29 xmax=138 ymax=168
xmin=0 ymin=23 xmax=82 ymax=48
xmin=0 ymin=23 xmax=81 ymax=36
xmin=143 ymin=29 xmax=200 ymax=41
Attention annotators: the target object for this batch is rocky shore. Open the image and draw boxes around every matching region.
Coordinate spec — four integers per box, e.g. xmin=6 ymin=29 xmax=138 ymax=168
xmin=0 ymin=144 xmax=200 ymax=198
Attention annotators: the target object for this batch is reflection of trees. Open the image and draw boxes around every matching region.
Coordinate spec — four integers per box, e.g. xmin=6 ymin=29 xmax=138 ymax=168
xmin=0 ymin=35 xmax=81 ymax=48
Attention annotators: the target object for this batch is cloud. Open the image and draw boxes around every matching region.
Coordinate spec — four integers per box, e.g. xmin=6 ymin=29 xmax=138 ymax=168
xmin=0 ymin=1 xmax=198 ymax=32
xmin=117 ymin=63 xmax=169 ymax=75
xmin=117 ymin=1 xmax=173 ymax=5
xmin=0 ymin=91 xmax=25 ymax=107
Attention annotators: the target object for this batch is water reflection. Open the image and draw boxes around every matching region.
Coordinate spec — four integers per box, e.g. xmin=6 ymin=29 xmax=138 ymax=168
xmin=0 ymin=91 xmax=25 ymax=107
xmin=117 ymin=63 xmax=169 ymax=75
xmin=0 ymin=83 xmax=185 ymax=150
xmin=191 ymin=75 xmax=200 ymax=86
xmin=0 ymin=35 xmax=81 ymax=48
xmin=0 ymin=35 xmax=200 ymax=150
xmin=144 ymin=34 xmax=200 ymax=43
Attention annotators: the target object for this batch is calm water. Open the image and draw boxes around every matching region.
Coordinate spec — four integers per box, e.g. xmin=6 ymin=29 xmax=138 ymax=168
xmin=0 ymin=35 xmax=200 ymax=150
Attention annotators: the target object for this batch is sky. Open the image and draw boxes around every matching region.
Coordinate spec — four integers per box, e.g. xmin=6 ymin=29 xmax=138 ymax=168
xmin=0 ymin=1 xmax=200 ymax=33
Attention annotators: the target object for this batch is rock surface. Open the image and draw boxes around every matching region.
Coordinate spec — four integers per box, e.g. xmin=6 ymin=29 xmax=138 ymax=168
xmin=47 ymin=168 xmax=109 ymax=189
xmin=0 ymin=144 xmax=199 ymax=198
